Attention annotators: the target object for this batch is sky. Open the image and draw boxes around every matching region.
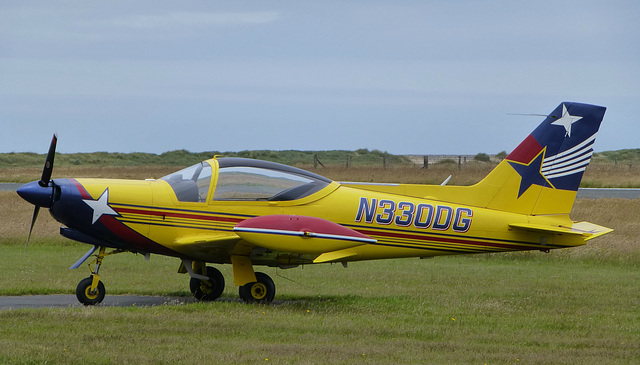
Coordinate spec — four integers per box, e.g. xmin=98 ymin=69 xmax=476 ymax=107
xmin=1 ymin=1 xmax=639 ymax=155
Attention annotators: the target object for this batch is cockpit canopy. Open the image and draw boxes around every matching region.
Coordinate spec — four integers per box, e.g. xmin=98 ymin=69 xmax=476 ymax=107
xmin=161 ymin=157 xmax=332 ymax=203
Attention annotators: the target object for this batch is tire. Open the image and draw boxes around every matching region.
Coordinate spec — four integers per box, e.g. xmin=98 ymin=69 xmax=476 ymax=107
xmin=76 ymin=276 xmax=105 ymax=305
xmin=239 ymin=272 xmax=276 ymax=304
xmin=190 ymin=266 xmax=225 ymax=301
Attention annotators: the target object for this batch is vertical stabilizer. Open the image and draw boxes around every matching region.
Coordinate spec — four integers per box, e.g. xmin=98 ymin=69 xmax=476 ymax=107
xmin=479 ymin=102 xmax=606 ymax=215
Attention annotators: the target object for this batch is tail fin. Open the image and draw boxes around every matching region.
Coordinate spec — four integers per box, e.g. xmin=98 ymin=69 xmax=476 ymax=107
xmin=476 ymin=102 xmax=606 ymax=215
xmin=347 ymin=102 xmax=606 ymax=216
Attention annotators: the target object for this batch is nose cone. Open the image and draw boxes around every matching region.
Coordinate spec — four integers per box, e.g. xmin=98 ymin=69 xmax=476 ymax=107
xmin=17 ymin=180 xmax=54 ymax=208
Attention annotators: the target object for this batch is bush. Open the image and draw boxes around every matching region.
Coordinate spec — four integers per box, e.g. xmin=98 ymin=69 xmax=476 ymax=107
xmin=474 ymin=153 xmax=491 ymax=162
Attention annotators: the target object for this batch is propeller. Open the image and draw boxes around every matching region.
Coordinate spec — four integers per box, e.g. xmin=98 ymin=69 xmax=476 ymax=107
xmin=39 ymin=133 xmax=57 ymax=187
xmin=26 ymin=206 xmax=40 ymax=251
xmin=23 ymin=133 xmax=58 ymax=251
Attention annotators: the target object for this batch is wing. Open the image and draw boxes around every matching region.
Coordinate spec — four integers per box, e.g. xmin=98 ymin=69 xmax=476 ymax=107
xmin=233 ymin=215 xmax=375 ymax=258
xmin=170 ymin=215 xmax=375 ymax=264
xmin=172 ymin=232 xmax=241 ymax=262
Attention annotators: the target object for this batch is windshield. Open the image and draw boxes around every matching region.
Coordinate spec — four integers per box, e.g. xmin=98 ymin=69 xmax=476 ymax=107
xmin=213 ymin=166 xmax=322 ymax=201
xmin=160 ymin=162 xmax=212 ymax=202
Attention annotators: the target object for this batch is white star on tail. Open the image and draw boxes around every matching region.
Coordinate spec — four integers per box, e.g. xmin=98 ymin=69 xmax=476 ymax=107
xmin=552 ymin=104 xmax=583 ymax=137
xmin=83 ymin=188 xmax=118 ymax=224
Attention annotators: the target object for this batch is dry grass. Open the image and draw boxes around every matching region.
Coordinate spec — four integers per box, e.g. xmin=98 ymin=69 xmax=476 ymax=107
xmin=315 ymin=162 xmax=640 ymax=187
xmin=569 ymin=199 xmax=640 ymax=260
xmin=0 ymin=192 xmax=62 ymax=240
xmin=0 ymin=166 xmax=180 ymax=183
xmin=3 ymin=161 xmax=639 ymax=188
xmin=314 ymin=164 xmax=495 ymax=185
xmin=0 ymin=163 xmax=489 ymax=185
xmin=581 ymin=163 xmax=640 ymax=187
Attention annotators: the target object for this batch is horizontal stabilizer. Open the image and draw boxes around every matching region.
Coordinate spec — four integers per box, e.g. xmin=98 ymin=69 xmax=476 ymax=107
xmin=509 ymin=221 xmax=612 ymax=239
xmin=566 ymin=221 xmax=614 ymax=240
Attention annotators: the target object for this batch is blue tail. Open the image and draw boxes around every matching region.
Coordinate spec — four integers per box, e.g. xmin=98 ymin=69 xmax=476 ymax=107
xmin=505 ymin=102 xmax=606 ymax=197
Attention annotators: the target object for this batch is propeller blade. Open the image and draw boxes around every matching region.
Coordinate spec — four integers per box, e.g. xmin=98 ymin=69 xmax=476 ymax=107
xmin=39 ymin=133 xmax=58 ymax=187
xmin=25 ymin=206 xmax=40 ymax=252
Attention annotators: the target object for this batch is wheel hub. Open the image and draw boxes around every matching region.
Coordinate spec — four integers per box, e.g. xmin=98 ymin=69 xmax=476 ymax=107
xmin=250 ymin=283 xmax=267 ymax=300
xmin=84 ymin=287 xmax=98 ymax=300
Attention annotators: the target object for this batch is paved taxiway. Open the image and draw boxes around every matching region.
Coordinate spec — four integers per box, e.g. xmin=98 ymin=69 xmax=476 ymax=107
xmin=0 ymin=295 xmax=197 ymax=310
xmin=575 ymin=188 xmax=640 ymax=199
xmin=0 ymin=183 xmax=22 ymax=191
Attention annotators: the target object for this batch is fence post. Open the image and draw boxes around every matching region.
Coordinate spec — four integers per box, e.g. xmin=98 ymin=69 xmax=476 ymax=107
xmin=423 ymin=155 xmax=428 ymax=169
xmin=383 ymin=156 xmax=387 ymax=169
xmin=458 ymin=156 xmax=462 ymax=170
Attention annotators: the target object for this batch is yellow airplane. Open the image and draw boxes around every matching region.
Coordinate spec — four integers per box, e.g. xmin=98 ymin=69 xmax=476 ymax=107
xmin=18 ymin=102 xmax=611 ymax=305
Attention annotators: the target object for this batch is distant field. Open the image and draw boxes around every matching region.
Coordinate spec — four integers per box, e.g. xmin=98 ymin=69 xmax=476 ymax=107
xmin=0 ymin=149 xmax=412 ymax=169
xmin=3 ymin=161 xmax=640 ymax=188
xmin=2 ymin=148 xmax=640 ymax=187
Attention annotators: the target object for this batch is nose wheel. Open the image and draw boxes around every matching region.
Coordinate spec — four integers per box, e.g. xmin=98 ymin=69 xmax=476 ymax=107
xmin=73 ymin=246 xmax=124 ymax=305
xmin=76 ymin=276 xmax=105 ymax=305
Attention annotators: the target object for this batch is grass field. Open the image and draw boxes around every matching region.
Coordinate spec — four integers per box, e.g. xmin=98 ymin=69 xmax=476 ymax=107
xmin=0 ymin=243 xmax=638 ymax=364
xmin=1 ymin=164 xmax=640 ymax=363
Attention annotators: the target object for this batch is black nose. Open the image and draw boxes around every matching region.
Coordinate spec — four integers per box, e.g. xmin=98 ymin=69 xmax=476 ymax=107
xmin=17 ymin=180 xmax=54 ymax=208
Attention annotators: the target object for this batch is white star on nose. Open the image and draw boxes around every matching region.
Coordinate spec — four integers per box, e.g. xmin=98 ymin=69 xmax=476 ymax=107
xmin=551 ymin=104 xmax=583 ymax=137
xmin=83 ymin=188 xmax=118 ymax=224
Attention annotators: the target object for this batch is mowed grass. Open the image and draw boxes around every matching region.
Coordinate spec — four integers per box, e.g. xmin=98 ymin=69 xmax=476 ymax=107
xmin=1 ymin=165 xmax=640 ymax=363
xmin=0 ymin=243 xmax=639 ymax=364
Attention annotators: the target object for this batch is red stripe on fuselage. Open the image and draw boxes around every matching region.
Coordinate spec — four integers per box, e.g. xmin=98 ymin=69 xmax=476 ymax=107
xmin=115 ymin=206 xmax=245 ymax=224
xmin=356 ymin=228 xmax=539 ymax=251
xmin=70 ymin=178 xmax=92 ymax=199
xmin=99 ymin=215 xmax=180 ymax=257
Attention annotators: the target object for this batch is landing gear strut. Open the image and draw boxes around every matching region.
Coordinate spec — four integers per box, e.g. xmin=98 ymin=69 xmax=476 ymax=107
xmin=182 ymin=259 xmax=277 ymax=304
xmin=74 ymin=246 xmax=123 ymax=306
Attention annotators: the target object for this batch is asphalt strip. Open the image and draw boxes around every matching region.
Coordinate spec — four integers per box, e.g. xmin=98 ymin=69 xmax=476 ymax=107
xmin=0 ymin=295 xmax=198 ymax=310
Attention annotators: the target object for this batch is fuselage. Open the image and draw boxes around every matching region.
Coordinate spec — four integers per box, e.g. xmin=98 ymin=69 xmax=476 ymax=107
xmin=31 ymin=157 xmax=583 ymax=269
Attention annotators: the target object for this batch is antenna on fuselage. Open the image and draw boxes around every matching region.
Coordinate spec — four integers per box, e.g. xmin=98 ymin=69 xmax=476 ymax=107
xmin=441 ymin=175 xmax=452 ymax=186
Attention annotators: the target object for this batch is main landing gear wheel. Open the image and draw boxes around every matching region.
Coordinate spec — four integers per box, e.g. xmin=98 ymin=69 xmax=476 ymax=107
xmin=76 ymin=276 xmax=105 ymax=306
xmin=190 ymin=266 xmax=225 ymax=301
xmin=239 ymin=272 xmax=276 ymax=304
